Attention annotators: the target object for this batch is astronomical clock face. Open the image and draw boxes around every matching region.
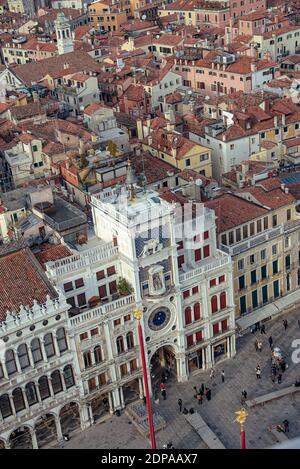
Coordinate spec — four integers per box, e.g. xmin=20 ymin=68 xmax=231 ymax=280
xmin=148 ymin=306 xmax=171 ymax=331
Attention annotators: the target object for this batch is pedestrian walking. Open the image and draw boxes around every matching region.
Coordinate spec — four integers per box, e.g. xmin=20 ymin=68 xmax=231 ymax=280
xmin=210 ymin=368 xmax=215 ymax=379
xmin=196 ymin=393 xmax=203 ymax=405
xmin=200 ymin=383 xmax=205 ymax=394
xmin=154 ymin=390 xmax=159 ymax=404
xmin=161 ymin=389 xmax=167 ymax=400
xmin=242 ymin=389 xmax=247 ymax=400
xmin=260 ymin=324 xmax=266 ymax=334
xmin=178 ymin=398 xmax=182 ymax=412
xmin=283 ymin=419 xmax=289 ymax=433
xmin=277 ymin=373 xmax=282 ymax=384
xmin=205 ymin=387 xmax=211 ymax=401
xmin=160 ymin=382 xmax=166 ymax=391
xmin=255 ymin=322 xmax=260 ymax=332
xmin=268 ymin=336 xmax=273 ymax=348
xmin=283 ymin=319 xmax=288 ymax=330
xmin=256 ymin=364 xmax=261 ymax=379
xmin=221 ymin=370 xmax=225 ymax=383
xmin=257 ymin=341 xmax=262 ymax=352
xmin=254 ymin=339 xmax=258 ymax=352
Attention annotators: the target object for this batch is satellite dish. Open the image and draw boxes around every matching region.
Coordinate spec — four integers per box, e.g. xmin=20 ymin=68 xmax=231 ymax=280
xmin=195 ymin=179 xmax=203 ymax=187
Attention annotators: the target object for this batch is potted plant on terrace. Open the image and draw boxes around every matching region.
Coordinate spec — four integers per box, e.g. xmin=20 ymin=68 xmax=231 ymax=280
xmin=117 ymin=277 xmax=133 ymax=296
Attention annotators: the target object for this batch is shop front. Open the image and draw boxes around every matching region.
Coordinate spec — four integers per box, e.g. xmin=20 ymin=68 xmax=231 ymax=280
xmin=187 ymin=348 xmax=203 ymax=374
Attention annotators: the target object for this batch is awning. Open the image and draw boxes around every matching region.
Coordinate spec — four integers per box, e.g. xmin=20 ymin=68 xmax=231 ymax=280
xmin=236 ymin=289 xmax=300 ymax=331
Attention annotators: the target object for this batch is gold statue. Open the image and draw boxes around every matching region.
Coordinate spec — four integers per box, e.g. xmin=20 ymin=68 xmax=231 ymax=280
xmin=133 ymin=308 xmax=143 ymax=321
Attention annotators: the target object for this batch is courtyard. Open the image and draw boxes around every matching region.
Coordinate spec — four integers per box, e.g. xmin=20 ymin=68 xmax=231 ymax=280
xmin=57 ymin=309 xmax=300 ymax=450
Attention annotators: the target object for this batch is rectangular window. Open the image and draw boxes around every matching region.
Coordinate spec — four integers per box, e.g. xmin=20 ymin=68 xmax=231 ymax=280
xmin=238 ymin=259 xmax=244 ymax=271
xmin=285 ymin=255 xmax=291 ymax=270
xmin=187 ymin=335 xmax=193 ymax=347
xmin=238 ymin=275 xmax=245 ymax=290
xmin=80 ymin=332 xmax=88 ymax=341
xmin=109 ymin=280 xmax=117 ymax=295
xmin=96 ymin=270 xmax=105 ymax=280
xmin=256 ymin=220 xmax=261 ymax=233
xmin=204 ymin=230 xmax=209 ymax=240
xmin=260 ymin=249 xmax=266 ymax=260
xmin=251 ymin=270 xmax=257 ymax=285
xmin=287 ymin=209 xmax=291 ymax=221
xmin=252 ymin=290 xmax=258 ymax=309
xmin=250 ymin=254 xmax=256 ymax=265
xmin=183 ymin=290 xmax=190 ymax=299
xmin=261 ymin=265 xmax=267 ymax=280
xmin=264 ymin=217 xmax=268 ymax=230
xmin=236 ymin=228 xmax=241 ymax=242
xmin=90 ymin=328 xmax=98 ymax=337
xmin=219 ymin=275 xmax=225 ymax=283
xmin=213 ymin=323 xmax=219 ymax=335
xmin=203 ymin=245 xmax=210 ymax=258
xmin=194 ymin=249 xmax=201 ymax=262
xmin=177 ymin=241 xmax=184 ymax=250
xmin=243 ymin=225 xmax=248 ymax=239
xmin=124 ymin=314 xmax=131 ymax=322
xmin=250 ymin=222 xmax=255 ymax=236
xmin=273 ymin=280 xmax=279 ymax=298
xmin=272 ymin=215 xmax=277 ymax=227
xmin=75 ymin=278 xmax=84 ymax=289
xmin=64 ymin=282 xmax=73 ymax=292
xmin=107 ymin=266 xmax=116 ymax=276
xmin=195 ymin=331 xmax=202 ymax=343
xmin=130 ymin=359 xmax=137 ymax=372
xmin=77 ymin=292 xmax=86 ymax=307
xmin=98 ymin=284 xmax=107 ymax=299
xmin=178 ymin=255 xmax=184 ymax=268
xmin=240 ymin=296 xmax=247 ymax=314
xmin=88 ymin=378 xmax=97 ymax=392
xmin=272 ymin=244 xmax=277 ymax=256
xmin=221 ymin=319 xmax=228 ymax=332
xmin=228 ymin=231 xmax=234 ymax=245
xmin=192 ymin=286 xmax=199 ymax=295
xmin=210 ymin=278 xmax=217 ymax=287
xmin=66 ymin=297 xmax=75 ymax=308
xmin=99 ymin=372 xmax=106 ymax=386
xmin=272 ymin=260 xmax=278 ymax=275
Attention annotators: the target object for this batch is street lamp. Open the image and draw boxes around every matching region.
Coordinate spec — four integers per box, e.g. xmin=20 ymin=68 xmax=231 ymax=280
xmin=235 ymin=408 xmax=248 ymax=449
xmin=134 ymin=307 xmax=156 ymax=449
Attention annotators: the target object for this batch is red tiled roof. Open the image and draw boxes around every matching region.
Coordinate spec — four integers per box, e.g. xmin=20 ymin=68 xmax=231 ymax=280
xmin=205 ymin=193 xmax=268 ymax=232
xmin=0 ymin=248 xmax=57 ymax=321
xmin=35 ymin=243 xmax=73 ymax=268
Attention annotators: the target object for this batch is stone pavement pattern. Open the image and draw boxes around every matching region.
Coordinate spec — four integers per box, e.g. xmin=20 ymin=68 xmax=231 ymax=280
xmin=57 ymin=310 xmax=300 ymax=449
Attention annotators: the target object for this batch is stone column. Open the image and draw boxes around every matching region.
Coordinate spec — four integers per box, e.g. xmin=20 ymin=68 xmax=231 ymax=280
xmin=138 ymin=377 xmax=144 ymax=399
xmin=108 ymin=391 xmax=114 ymax=414
xmin=176 ymin=353 xmax=188 ymax=383
xmin=206 ymin=345 xmax=213 ymax=368
xmin=31 ymin=430 xmax=38 ymax=450
xmin=119 ymin=386 xmax=125 ymax=408
xmin=48 ymin=376 xmax=55 ymax=398
xmin=88 ymin=403 xmax=94 ymax=425
xmin=22 ymin=387 xmax=30 ymax=410
xmin=27 ymin=347 xmax=35 ymax=368
xmin=9 ymin=394 xmax=16 ymax=417
xmin=55 ymin=415 xmax=63 ymax=441
xmin=104 ymin=323 xmax=114 ymax=360
xmin=13 ymin=349 xmax=22 ymax=374
xmin=112 ymin=388 xmax=121 ymax=410
xmin=79 ymin=403 xmax=90 ymax=430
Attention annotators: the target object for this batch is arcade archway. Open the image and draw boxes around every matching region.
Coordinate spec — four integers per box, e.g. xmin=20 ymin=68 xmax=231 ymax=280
xmin=59 ymin=402 xmax=80 ymax=436
xmin=9 ymin=426 xmax=32 ymax=449
xmin=150 ymin=345 xmax=177 ymax=391
xmin=35 ymin=414 xmax=57 ymax=448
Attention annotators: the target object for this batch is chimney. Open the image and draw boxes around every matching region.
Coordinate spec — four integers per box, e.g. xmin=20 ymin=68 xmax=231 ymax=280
xmin=281 ymin=183 xmax=285 ymax=192
xmin=282 ymin=114 xmax=286 ymax=126
xmin=251 ymin=62 xmax=257 ymax=73
xmin=285 ymin=187 xmax=289 ymax=194
xmin=64 ymin=62 xmax=70 ymax=70
xmin=274 ymin=115 xmax=278 ymax=128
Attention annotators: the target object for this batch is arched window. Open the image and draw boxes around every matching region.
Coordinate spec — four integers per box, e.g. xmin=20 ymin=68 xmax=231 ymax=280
xmin=17 ymin=344 xmax=30 ymax=370
xmin=220 ymin=292 xmax=227 ymax=309
xmin=5 ymin=350 xmax=17 ymax=376
xmin=83 ymin=351 xmax=92 ymax=369
xmin=126 ymin=332 xmax=134 ymax=350
xmin=31 ymin=338 xmax=43 ymax=364
xmin=0 ymin=394 xmax=12 ymax=419
xmin=94 ymin=346 xmax=102 ymax=364
xmin=38 ymin=376 xmax=50 ymax=400
xmin=194 ymin=303 xmax=201 ymax=321
xmin=51 ymin=370 xmax=63 ymax=395
xmin=211 ymin=295 xmax=218 ymax=314
xmin=56 ymin=328 xmax=68 ymax=353
xmin=116 ymin=336 xmax=124 ymax=354
xmin=12 ymin=388 xmax=25 ymax=413
xmin=25 ymin=382 xmax=38 ymax=406
xmin=44 ymin=333 xmax=55 ymax=358
xmin=185 ymin=307 xmax=192 ymax=325
xmin=63 ymin=365 xmax=75 ymax=389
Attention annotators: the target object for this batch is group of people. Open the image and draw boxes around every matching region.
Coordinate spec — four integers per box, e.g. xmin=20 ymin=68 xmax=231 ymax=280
xmin=252 ymin=321 xmax=289 ymax=384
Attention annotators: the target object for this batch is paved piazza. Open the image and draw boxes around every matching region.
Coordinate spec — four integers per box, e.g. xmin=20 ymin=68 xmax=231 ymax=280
xmin=58 ymin=310 xmax=300 ymax=450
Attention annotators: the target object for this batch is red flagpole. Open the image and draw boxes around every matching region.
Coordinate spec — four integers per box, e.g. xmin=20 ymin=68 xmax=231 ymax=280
xmin=240 ymin=427 xmax=246 ymax=449
xmin=137 ymin=319 xmax=156 ymax=449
